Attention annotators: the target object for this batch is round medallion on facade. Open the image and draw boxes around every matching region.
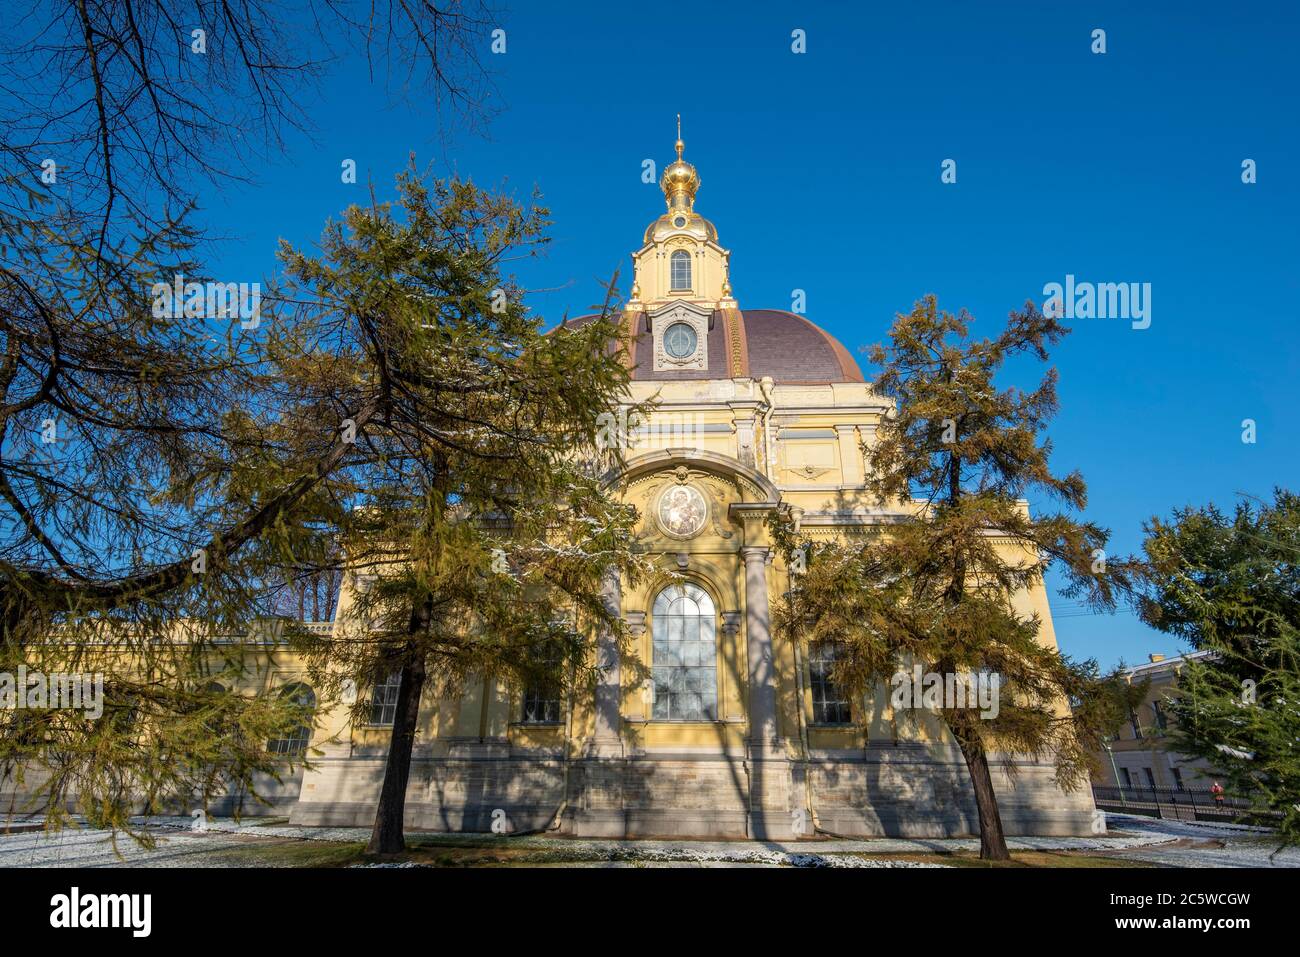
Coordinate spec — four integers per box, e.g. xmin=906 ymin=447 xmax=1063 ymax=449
xmin=656 ymin=482 xmax=708 ymax=539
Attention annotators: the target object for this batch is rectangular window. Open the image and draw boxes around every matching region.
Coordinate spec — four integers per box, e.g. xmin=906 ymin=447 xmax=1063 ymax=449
xmin=1143 ymin=768 xmax=1156 ymax=788
xmin=1171 ymin=767 xmax=1184 ymax=789
xmin=1120 ymin=768 xmax=1132 ymax=788
xmin=1129 ymin=708 xmax=1143 ymax=740
xmin=1151 ymin=699 xmax=1168 ymax=732
xmin=368 ymin=668 xmax=402 ymax=726
xmin=808 ymin=642 xmax=851 ymax=725
xmin=670 ymin=251 xmax=691 ymax=291
xmin=521 ymin=644 xmax=564 ymax=725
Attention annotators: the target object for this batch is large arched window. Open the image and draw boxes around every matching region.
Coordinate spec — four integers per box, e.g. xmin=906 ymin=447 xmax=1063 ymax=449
xmin=651 ymin=583 xmax=717 ymax=720
xmin=267 ymin=683 xmax=315 ymax=757
xmin=670 ymin=250 xmax=692 ymax=291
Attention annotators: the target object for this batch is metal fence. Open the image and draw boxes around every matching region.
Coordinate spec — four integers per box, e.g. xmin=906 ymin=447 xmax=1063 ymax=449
xmin=1092 ymin=785 xmax=1272 ymax=824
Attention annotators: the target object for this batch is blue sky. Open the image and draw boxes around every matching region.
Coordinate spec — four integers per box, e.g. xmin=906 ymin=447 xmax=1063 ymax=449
xmin=202 ymin=1 xmax=1299 ymax=670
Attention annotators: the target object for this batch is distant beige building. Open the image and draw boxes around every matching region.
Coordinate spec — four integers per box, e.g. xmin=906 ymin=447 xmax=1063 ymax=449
xmin=1093 ymin=651 xmax=1217 ymax=792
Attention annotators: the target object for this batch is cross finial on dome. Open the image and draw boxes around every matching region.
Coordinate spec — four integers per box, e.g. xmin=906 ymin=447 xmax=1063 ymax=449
xmin=661 ymin=114 xmax=699 ymax=211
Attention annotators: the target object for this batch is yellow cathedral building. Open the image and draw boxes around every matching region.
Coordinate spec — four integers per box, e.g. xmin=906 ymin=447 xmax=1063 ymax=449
xmin=0 ymin=130 xmax=1095 ymax=841
xmin=268 ymin=130 xmax=1099 ymax=840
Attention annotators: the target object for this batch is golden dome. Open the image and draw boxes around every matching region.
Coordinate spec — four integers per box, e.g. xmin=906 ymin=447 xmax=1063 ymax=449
xmin=643 ymin=209 xmax=717 ymax=245
xmin=659 ymin=116 xmax=700 ymax=211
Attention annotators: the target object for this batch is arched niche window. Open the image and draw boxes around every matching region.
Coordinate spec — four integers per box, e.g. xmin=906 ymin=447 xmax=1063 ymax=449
xmin=670 ymin=250 xmax=692 ymax=291
xmin=651 ymin=583 xmax=717 ymax=720
xmin=267 ymin=682 xmax=315 ymax=757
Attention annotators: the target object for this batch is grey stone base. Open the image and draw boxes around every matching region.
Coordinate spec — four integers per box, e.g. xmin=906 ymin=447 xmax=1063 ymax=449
xmin=284 ymin=744 xmax=1098 ymax=839
xmin=4 ymin=742 xmax=1096 ymax=839
xmin=795 ymin=747 xmax=1098 ymax=837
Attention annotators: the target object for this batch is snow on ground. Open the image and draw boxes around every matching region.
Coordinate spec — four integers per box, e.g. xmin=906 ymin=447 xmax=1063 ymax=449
xmin=0 ymin=826 xmax=269 ymax=868
xmin=1092 ymin=813 xmax=1300 ymax=868
xmin=0 ymin=811 xmax=1294 ymax=867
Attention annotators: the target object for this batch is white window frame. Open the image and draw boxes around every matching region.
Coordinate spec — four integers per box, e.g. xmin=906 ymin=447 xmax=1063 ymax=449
xmin=670 ymin=250 xmax=692 ymax=291
xmin=650 ymin=582 xmax=718 ymax=721
xmin=368 ymin=668 xmax=402 ymax=726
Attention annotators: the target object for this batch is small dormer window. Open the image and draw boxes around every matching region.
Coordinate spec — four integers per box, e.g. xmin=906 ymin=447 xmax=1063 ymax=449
xmin=649 ymin=301 xmax=708 ymax=372
xmin=670 ymin=250 xmax=691 ymax=291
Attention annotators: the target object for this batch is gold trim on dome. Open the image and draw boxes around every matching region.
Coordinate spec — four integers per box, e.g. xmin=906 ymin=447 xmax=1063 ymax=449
xmin=721 ymin=307 xmax=748 ymax=378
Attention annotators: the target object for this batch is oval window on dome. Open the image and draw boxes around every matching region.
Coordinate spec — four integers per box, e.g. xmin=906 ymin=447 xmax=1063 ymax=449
xmin=663 ymin=322 xmax=697 ymax=359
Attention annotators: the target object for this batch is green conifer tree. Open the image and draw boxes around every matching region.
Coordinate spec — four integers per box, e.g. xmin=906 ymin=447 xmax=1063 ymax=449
xmin=1138 ymin=489 xmax=1300 ymax=845
xmin=775 ymin=295 xmax=1136 ymax=860
xmin=271 ymin=168 xmax=651 ymax=853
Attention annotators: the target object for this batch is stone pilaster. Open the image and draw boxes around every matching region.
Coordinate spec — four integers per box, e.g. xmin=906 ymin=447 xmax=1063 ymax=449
xmin=588 ymin=566 xmax=624 ymax=757
xmin=624 ymin=611 xmax=648 ymax=722
xmin=729 ymin=400 xmax=761 ymax=469
xmin=834 ymin=423 xmax=865 ymax=486
xmin=741 ymin=546 xmax=779 ymax=750
xmin=741 ymin=544 xmax=794 ymax=839
xmin=571 ymin=567 xmax=629 ymax=836
xmin=721 ymin=612 xmax=744 ymax=721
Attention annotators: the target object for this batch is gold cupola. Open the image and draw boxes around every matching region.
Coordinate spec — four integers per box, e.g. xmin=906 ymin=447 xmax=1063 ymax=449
xmin=659 ymin=115 xmax=700 ymax=211
xmin=630 ymin=117 xmax=730 ymax=309
xmin=643 ymin=117 xmax=718 ymax=246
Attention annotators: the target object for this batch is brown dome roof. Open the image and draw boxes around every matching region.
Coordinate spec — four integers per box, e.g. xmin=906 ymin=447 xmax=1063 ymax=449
xmin=561 ymin=308 xmax=864 ymax=385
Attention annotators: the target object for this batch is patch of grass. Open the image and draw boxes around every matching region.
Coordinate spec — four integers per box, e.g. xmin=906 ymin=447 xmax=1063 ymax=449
xmin=386 ymin=843 xmax=616 ymax=867
xmin=190 ymin=838 xmax=369 ymax=868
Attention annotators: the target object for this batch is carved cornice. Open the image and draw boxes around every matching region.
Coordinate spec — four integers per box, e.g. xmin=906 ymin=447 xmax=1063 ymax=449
xmin=608 ymin=448 xmax=782 ymax=505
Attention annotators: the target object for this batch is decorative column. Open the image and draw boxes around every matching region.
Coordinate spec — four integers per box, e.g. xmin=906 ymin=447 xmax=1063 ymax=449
xmin=589 ymin=566 xmax=624 ymax=757
xmin=741 ymin=546 xmax=779 ymax=752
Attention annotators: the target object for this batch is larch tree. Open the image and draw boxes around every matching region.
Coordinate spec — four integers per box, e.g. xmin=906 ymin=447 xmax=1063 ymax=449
xmin=269 ymin=167 xmax=652 ymax=854
xmin=0 ymin=0 xmax=503 ymax=835
xmin=773 ymin=295 xmax=1137 ymax=860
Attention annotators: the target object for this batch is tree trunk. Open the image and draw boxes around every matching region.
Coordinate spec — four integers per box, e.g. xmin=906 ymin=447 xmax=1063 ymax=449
xmin=366 ymin=599 xmax=432 ymax=855
xmin=949 ymin=713 xmax=1011 ymax=861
